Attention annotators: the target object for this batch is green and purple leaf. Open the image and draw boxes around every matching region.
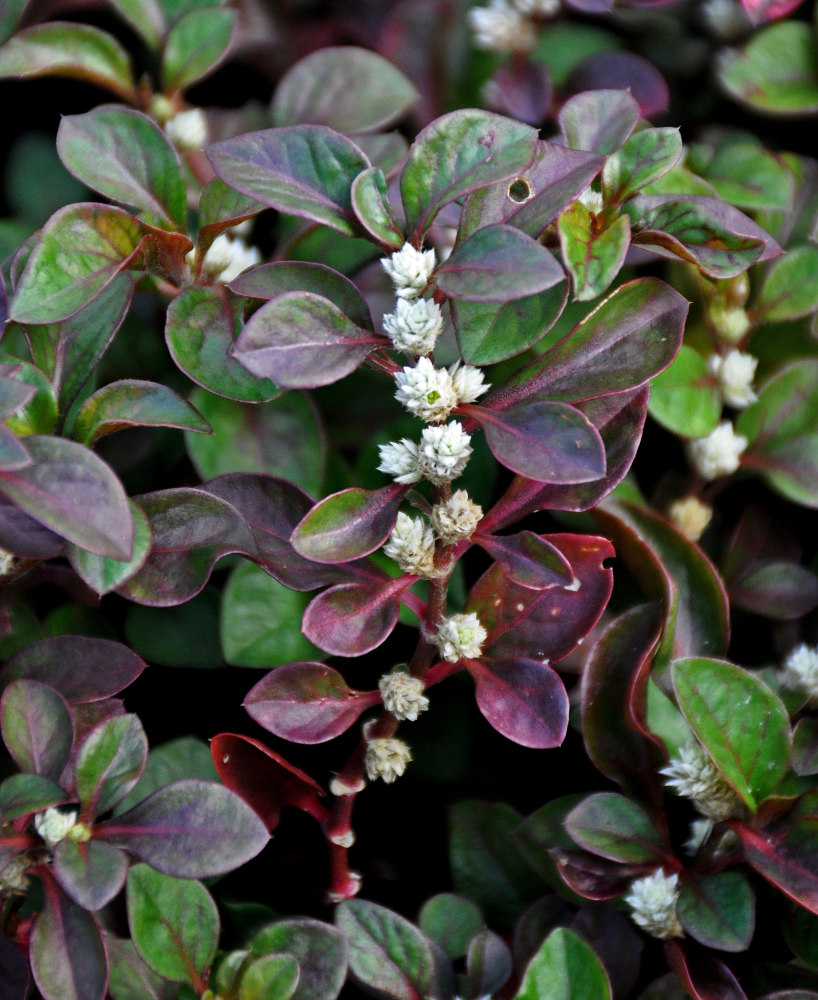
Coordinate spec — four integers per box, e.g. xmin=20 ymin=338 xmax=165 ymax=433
xmin=559 ymin=89 xmax=640 ymax=156
xmin=664 ymin=941 xmax=747 ymax=1000
xmin=557 ymin=203 xmax=630 ymax=301
xmin=602 ymin=127 xmax=683 ymax=205
xmin=161 ymin=7 xmax=235 ymax=92
xmin=248 ymin=918 xmax=348 ymax=1000
xmin=302 ymin=576 xmax=410 ymax=657
xmin=467 ymin=930 xmax=512 ymax=1000
xmin=74 ymin=380 xmax=210 ymax=444
xmin=67 ymin=499 xmax=152 ymax=596
xmin=105 ymin=934 xmax=177 ymax=1000
xmin=418 ymin=895 xmax=484 ymax=962
xmin=564 ymin=792 xmax=668 ymax=865
xmin=676 ymin=872 xmax=755 ymax=952
xmin=1 ymin=678 xmax=73 ymax=781
xmin=474 ymin=531 xmax=573 ymax=590
xmin=53 ymin=838 xmax=128 ymax=911
xmin=754 ymin=246 xmax=818 ymax=322
xmin=351 ymin=167 xmax=405 ymax=250
xmin=648 ymin=345 xmax=721 ymax=439
xmin=0 ymin=772 xmax=67 ymax=821
xmin=74 ymin=713 xmax=147 ymax=815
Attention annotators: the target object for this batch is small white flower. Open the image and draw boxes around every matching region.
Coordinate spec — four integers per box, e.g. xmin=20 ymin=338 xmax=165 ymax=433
xmin=34 ymin=807 xmax=79 ymax=849
xmin=0 ymin=548 xmax=17 ymax=578
xmin=514 ymin=0 xmax=560 ymax=14
xmin=707 ymin=350 xmax=758 ymax=409
xmin=467 ymin=0 xmax=537 ymax=53
xmin=431 ymin=490 xmax=483 ymax=544
xmin=165 ymin=108 xmax=208 ymax=151
xmin=450 ymin=362 xmax=490 ymax=405
xmin=381 ymin=243 xmax=436 ymax=299
xmin=684 ymin=818 xmax=714 ymax=856
xmin=192 ymin=234 xmax=262 ymax=284
xmin=383 ymin=512 xmax=437 ymax=578
xmin=365 ymin=737 xmax=412 ymax=783
xmin=435 ymin=612 xmax=487 ymax=662
xmin=379 ymin=673 xmax=430 ymax=722
xmin=624 ymin=869 xmax=683 ymax=940
xmin=418 ymin=422 xmax=473 ymax=484
xmin=667 ymin=496 xmax=712 ymax=542
xmin=661 ymin=742 xmax=740 ymax=821
xmin=383 ymin=298 xmax=444 ymax=356
xmin=687 ymin=421 xmax=747 ymax=481
xmin=377 ymin=438 xmax=422 ymax=484
xmin=577 ymin=187 xmax=604 ymax=215
xmin=394 ymin=358 xmax=458 ymax=422
xmin=710 ymin=302 xmax=750 ymax=344
xmin=781 ymin=643 xmax=818 ymax=701
xmin=0 ymin=853 xmax=30 ymax=894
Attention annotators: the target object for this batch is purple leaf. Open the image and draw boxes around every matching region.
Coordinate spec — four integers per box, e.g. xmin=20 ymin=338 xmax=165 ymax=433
xmin=233 ymin=291 xmax=386 ymax=389
xmin=549 ymin=848 xmax=637 ymax=900
xmin=665 ymin=941 xmax=748 ymax=1000
xmin=0 ymin=493 xmax=62 ymax=557
xmin=291 ymin=483 xmax=408 ymax=564
xmin=0 ymin=929 xmax=29 ymax=1000
xmin=0 ymin=427 xmax=31 ymax=473
xmin=0 ymin=679 xmax=73 ymax=781
xmin=302 ymin=577 xmax=409 ymax=657
xmin=729 ymin=561 xmax=818 ymax=620
xmin=463 ymin=401 xmax=605 ymax=484
xmin=211 ymin=733 xmax=326 ymax=831
xmin=245 ymin=662 xmax=380 ymax=744
xmin=468 ymin=533 xmax=614 ymax=665
xmin=559 ymin=90 xmax=640 ymax=156
xmin=0 ymin=636 xmax=145 ymax=703
xmin=97 ymin=779 xmax=270 ymax=878
xmin=566 ymin=54 xmax=669 ymax=118
xmin=474 ymin=531 xmax=573 ymax=590
xmin=468 ymin=657 xmax=569 ymax=749
xmin=31 ymin=877 xmax=107 ymax=1000
xmin=0 ymin=435 xmax=133 ymax=559
xmin=466 ymin=930 xmax=512 ymax=1000
xmin=484 ymin=61 xmax=551 ymax=126
xmin=247 ymin=918 xmax=349 ymax=1000
xmin=73 ymin=379 xmax=210 ymax=444
xmin=53 ymin=838 xmax=128 ymax=911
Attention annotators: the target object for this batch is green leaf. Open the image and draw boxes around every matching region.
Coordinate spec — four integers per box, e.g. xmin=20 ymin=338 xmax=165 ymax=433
xmin=127 ymin=864 xmax=219 ymax=988
xmin=53 ymin=837 xmax=129 ymax=911
xmin=272 ymin=46 xmax=418 ymax=133
xmin=400 ymin=110 xmax=539 ymax=238
xmin=559 ymin=89 xmax=639 ymax=156
xmin=0 ymin=772 xmax=66 ymax=821
xmin=418 ymin=894 xmax=484 ymax=961
xmin=0 ymin=22 xmax=136 ymax=99
xmin=719 ymin=22 xmax=818 ymax=116
xmin=198 ymin=177 xmax=265 ymax=241
xmin=162 ymin=6 xmax=235 ymax=91
xmin=698 ymin=140 xmax=795 ymax=212
xmin=0 ymin=0 xmax=26 ymax=44
xmin=208 ymin=126 xmax=370 ymax=237
xmin=185 ymin=389 xmax=324 ymax=497
xmin=677 ymin=872 xmax=755 ymax=952
xmin=514 ymin=927 xmax=611 ymax=1000
xmin=0 ymin=678 xmax=73 ymax=781
xmin=108 ymin=0 xmax=165 ymax=47
xmin=74 ymin=380 xmax=210 ymax=444
xmin=115 ymin=735 xmax=218 ymax=815
xmin=564 ymin=792 xmax=668 ymax=865
xmin=105 ymin=933 xmax=177 ymax=1000
xmin=125 ymin=589 xmax=223 ymax=667
xmin=239 ymin=955 xmax=300 ymax=1000
xmin=30 ymin=882 xmax=107 ymax=1000
xmin=1 ymin=358 xmax=58 ymax=436
xmin=335 ymin=899 xmax=435 ymax=1000
xmin=12 ymin=203 xmax=143 ymax=324
xmin=648 ymin=345 xmax=721 ymax=438
xmin=67 ymin=500 xmax=152 ymax=595
xmin=602 ymin=127 xmax=683 ymax=205
xmin=248 ymin=918 xmax=348 ymax=1000
xmin=557 ymin=203 xmax=630 ymax=302
xmin=755 ymin=245 xmax=818 ymax=322
xmin=351 ymin=167 xmax=404 ymax=250
xmin=75 ymin=713 xmax=147 ymax=815
xmin=436 ymin=224 xmax=564 ymax=302
xmin=671 ymin=656 xmax=791 ymax=810
xmin=220 ymin=561 xmax=323 ymax=667
xmin=57 ymin=108 xmax=186 ymax=228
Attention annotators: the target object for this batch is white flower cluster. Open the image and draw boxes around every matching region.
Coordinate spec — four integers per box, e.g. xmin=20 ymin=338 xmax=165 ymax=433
xmin=624 ymin=869 xmax=683 ymax=940
xmin=166 ymin=108 xmax=208 ymax=151
xmin=667 ymin=495 xmax=713 ymax=542
xmin=661 ymin=742 xmax=740 ymax=821
xmin=383 ymin=512 xmax=437 ymax=578
xmin=0 ymin=548 xmax=17 ymax=578
xmin=431 ymin=491 xmax=483 ymax=544
xmin=381 ymin=245 xmax=443 ymax=356
xmin=393 ymin=358 xmax=490 ymax=423
xmin=435 ymin=612 xmax=488 ymax=663
xmin=379 ymin=673 xmax=430 ymax=722
xmin=34 ymin=807 xmax=84 ymax=849
xmin=687 ymin=421 xmax=747 ymax=481
xmin=382 ymin=243 xmax=436 ymax=300
xmin=515 ymin=0 xmax=561 ymax=13
xmin=378 ymin=423 xmax=473 ymax=486
xmin=0 ymin=853 xmax=30 ymax=894
xmin=577 ymin=186 xmax=604 ymax=215
xmin=707 ymin=349 xmax=758 ymax=409
xmin=364 ymin=737 xmax=412 ymax=783
xmin=781 ymin=643 xmax=818 ymax=702
xmin=189 ymin=232 xmax=262 ymax=284
xmin=467 ymin=0 xmax=538 ymax=53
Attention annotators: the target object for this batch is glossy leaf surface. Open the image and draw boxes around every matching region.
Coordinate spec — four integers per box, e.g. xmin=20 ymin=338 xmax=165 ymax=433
xmin=648 ymin=345 xmax=720 ymax=438
xmin=247 ymin=918 xmax=348 ymax=1000
xmin=564 ymin=792 xmax=667 ymax=864
xmin=676 ymin=872 xmax=755 ymax=952
xmin=53 ymin=837 xmax=128 ymax=911
xmin=75 ymin=380 xmax=209 ymax=444
xmin=31 ymin=881 xmax=106 ymax=1000
xmin=602 ymin=127 xmax=682 ymax=205
xmin=302 ymin=577 xmax=406 ymax=657
xmin=161 ymin=7 xmax=234 ymax=92
xmin=475 ymin=531 xmax=573 ymax=590
xmin=75 ymin=713 xmax=147 ymax=815
xmin=559 ymin=89 xmax=639 ymax=156
xmin=557 ymin=203 xmax=630 ymax=302
xmin=1 ymin=678 xmax=73 ymax=781
xmin=515 ymin=927 xmax=611 ymax=1000
xmin=292 ymin=484 xmax=406 ymax=563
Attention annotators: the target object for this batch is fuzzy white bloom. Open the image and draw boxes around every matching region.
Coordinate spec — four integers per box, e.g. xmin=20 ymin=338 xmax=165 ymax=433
xmin=166 ymin=108 xmax=208 ymax=151
xmin=0 ymin=853 xmax=29 ymax=893
xmin=431 ymin=490 xmax=484 ymax=544
xmin=418 ymin=422 xmax=473 ymax=484
xmin=667 ymin=496 xmax=713 ymax=542
xmin=781 ymin=643 xmax=818 ymax=701
xmin=578 ymin=187 xmax=604 ymax=215
xmin=34 ymin=807 xmax=79 ymax=849
xmin=687 ymin=421 xmax=747 ymax=481
xmin=710 ymin=302 xmax=751 ymax=344
xmin=624 ymin=869 xmax=683 ymax=940
xmin=707 ymin=350 xmax=758 ymax=409
xmin=684 ymin=817 xmax=714 ymax=857
xmin=450 ymin=362 xmax=490 ymax=404
xmin=381 ymin=243 xmax=436 ymax=299
xmin=468 ymin=0 xmax=537 ymax=53
xmin=700 ymin=0 xmax=750 ymax=40
xmin=394 ymin=358 xmax=458 ymax=422
xmin=436 ymin=612 xmax=488 ymax=662
xmin=514 ymin=0 xmax=560 ymax=14
xmin=383 ymin=298 xmax=444 ymax=356
xmin=383 ymin=512 xmax=437 ymax=578
xmin=379 ymin=673 xmax=430 ymax=722
xmin=365 ymin=738 xmax=412 ymax=783
xmin=661 ymin=742 xmax=740 ymax=821
xmin=0 ymin=549 xmax=17 ymax=578
xmin=377 ymin=438 xmax=422 ymax=484
xmin=192 ymin=234 xmax=262 ymax=284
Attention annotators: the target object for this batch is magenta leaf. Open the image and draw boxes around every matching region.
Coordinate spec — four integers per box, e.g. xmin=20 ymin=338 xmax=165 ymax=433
xmin=211 ymin=733 xmax=326 ymax=831
xmin=739 ymin=0 xmax=807 ymax=21
xmin=31 ymin=878 xmax=107 ymax=1000
xmin=53 ymin=838 xmax=128 ymax=912
xmin=232 ymin=291 xmax=386 ymax=389
xmin=564 ymin=792 xmax=668 ymax=865
xmin=435 ymin=225 xmax=564 ymax=302
xmin=468 ymin=533 xmax=614 ymax=665
xmin=97 ymin=779 xmax=269 ymax=878
xmin=463 ymin=401 xmax=605 ymax=484
xmin=737 ymin=819 xmax=818 ymax=915
xmin=559 ymin=89 xmax=640 ymax=156
xmin=664 ymin=940 xmax=748 ymax=1000
xmin=245 ymin=662 xmax=379 ymax=744
xmin=474 ymin=531 xmax=573 ymax=590
xmin=291 ymin=483 xmax=408 ymax=564
xmin=0 ymin=679 xmax=73 ymax=781
xmin=467 ymin=657 xmax=569 ymax=749
xmin=302 ymin=577 xmax=409 ymax=657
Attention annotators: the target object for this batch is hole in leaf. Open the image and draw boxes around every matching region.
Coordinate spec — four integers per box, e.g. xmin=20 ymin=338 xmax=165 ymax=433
xmin=508 ymin=177 xmax=533 ymax=203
